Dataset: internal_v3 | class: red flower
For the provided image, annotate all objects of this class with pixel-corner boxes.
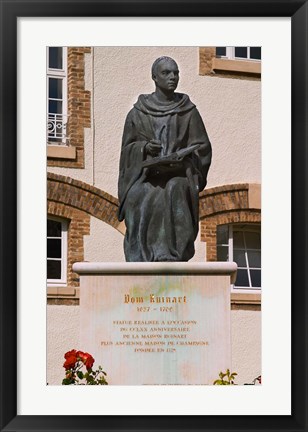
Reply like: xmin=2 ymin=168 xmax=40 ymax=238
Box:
xmin=77 ymin=350 xmax=95 ymax=370
xmin=63 ymin=355 xmax=77 ymax=370
xmin=64 ymin=349 xmax=77 ymax=359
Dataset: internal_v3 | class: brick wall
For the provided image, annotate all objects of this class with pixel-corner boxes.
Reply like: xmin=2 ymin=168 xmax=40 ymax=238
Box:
xmin=48 ymin=175 xmax=260 ymax=267
xmin=199 ymin=183 xmax=251 ymax=218
xmin=47 ymin=173 xmax=120 ymax=302
xmin=199 ymin=184 xmax=261 ymax=261
xmin=199 ymin=47 xmax=216 ymax=76
xmin=47 ymin=172 xmax=120 ymax=303
xmin=47 ymin=172 xmax=119 ymax=228
xmin=199 ymin=47 xmax=261 ymax=80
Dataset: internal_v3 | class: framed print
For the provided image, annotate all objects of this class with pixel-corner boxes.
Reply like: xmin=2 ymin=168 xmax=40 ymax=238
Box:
xmin=1 ymin=1 xmax=307 ymax=431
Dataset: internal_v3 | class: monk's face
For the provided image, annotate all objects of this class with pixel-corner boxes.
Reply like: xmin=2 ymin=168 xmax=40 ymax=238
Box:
xmin=153 ymin=59 xmax=179 ymax=92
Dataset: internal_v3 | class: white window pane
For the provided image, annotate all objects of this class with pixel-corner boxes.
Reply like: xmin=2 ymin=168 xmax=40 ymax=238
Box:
xmin=47 ymin=48 xmax=67 ymax=146
xmin=216 ymin=47 xmax=226 ymax=57
xmin=244 ymin=231 xmax=260 ymax=249
xmin=49 ymin=78 xmax=63 ymax=99
xmin=217 ymin=223 xmax=261 ymax=290
xmin=49 ymin=47 xmax=63 ymax=69
xmin=250 ymin=47 xmax=261 ymax=60
xmin=47 ymin=260 xmax=61 ymax=279
xmin=235 ymin=269 xmax=250 ymax=287
xmin=48 ymin=100 xmax=63 ymax=115
xmin=217 ymin=225 xmax=228 ymax=245
xmin=233 ymin=230 xmax=244 ymax=248
xmin=217 ymin=245 xmax=228 ymax=261
xmin=233 ymin=249 xmax=246 ymax=267
xmin=47 ymin=218 xmax=67 ymax=283
xmin=247 ymin=250 xmax=261 ymax=268
xmin=250 ymin=270 xmax=261 ymax=287
xmin=47 ymin=220 xmax=62 ymax=237
xmin=47 ymin=239 xmax=62 ymax=258
xmin=235 ymin=47 xmax=248 ymax=58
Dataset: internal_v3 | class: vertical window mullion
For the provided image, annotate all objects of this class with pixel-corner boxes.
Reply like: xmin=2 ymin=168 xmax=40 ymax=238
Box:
xmin=61 ymin=222 xmax=67 ymax=282
xmin=62 ymin=47 xmax=68 ymax=128
xmin=226 ymin=47 xmax=234 ymax=60
xmin=229 ymin=225 xmax=233 ymax=261
xmin=59 ymin=226 xmax=63 ymax=280
xmin=243 ymin=231 xmax=252 ymax=288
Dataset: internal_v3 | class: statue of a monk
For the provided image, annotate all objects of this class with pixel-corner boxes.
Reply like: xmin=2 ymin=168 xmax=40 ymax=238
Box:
xmin=118 ymin=56 xmax=212 ymax=262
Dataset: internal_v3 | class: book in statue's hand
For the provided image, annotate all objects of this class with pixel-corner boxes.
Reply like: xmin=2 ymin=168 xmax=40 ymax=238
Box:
xmin=142 ymin=144 xmax=200 ymax=168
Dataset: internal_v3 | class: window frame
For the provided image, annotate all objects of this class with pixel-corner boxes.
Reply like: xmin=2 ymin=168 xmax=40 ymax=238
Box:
xmin=47 ymin=216 xmax=68 ymax=286
xmin=46 ymin=47 xmax=68 ymax=146
xmin=217 ymin=223 xmax=261 ymax=294
xmin=216 ymin=46 xmax=261 ymax=62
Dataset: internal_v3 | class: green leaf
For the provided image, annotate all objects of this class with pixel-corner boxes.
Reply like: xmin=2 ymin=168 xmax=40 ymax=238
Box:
xmin=77 ymin=371 xmax=84 ymax=380
xmin=214 ymin=369 xmax=238 ymax=385
xmin=87 ymin=375 xmax=94 ymax=383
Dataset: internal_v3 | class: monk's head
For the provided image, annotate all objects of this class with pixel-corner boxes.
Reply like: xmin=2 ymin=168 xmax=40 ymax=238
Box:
xmin=151 ymin=56 xmax=179 ymax=93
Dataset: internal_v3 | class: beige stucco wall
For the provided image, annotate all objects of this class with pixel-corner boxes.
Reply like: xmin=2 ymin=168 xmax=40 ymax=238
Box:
xmin=84 ymin=216 xmax=206 ymax=263
xmin=47 ymin=305 xmax=80 ymax=385
xmin=231 ymin=308 xmax=261 ymax=384
xmin=84 ymin=217 xmax=125 ymax=262
xmin=47 ymin=305 xmax=260 ymax=386
xmin=92 ymin=46 xmax=261 ymax=195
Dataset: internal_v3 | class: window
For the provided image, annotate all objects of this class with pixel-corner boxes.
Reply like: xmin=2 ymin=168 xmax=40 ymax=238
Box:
xmin=216 ymin=47 xmax=261 ymax=61
xmin=47 ymin=47 xmax=68 ymax=145
xmin=47 ymin=218 xmax=68 ymax=284
xmin=217 ymin=224 xmax=261 ymax=291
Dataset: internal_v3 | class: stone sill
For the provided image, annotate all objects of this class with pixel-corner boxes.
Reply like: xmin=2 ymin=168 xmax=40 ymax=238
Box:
xmin=47 ymin=145 xmax=76 ymax=160
xmin=47 ymin=286 xmax=79 ymax=297
xmin=231 ymin=292 xmax=261 ymax=305
xmin=212 ymin=58 xmax=261 ymax=75
xmin=48 ymin=265 xmax=262 ymax=304
xmin=73 ymin=261 xmax=238 ymax=283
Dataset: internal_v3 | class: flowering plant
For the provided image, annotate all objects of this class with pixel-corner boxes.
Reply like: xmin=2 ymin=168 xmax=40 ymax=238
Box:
xmin=62 ymin=349 xmax=108 ymax=385
xmin=213 ymin=369 xmax=262 ymax=385
xmin=213 ymin=369 xmax=238 ymax=385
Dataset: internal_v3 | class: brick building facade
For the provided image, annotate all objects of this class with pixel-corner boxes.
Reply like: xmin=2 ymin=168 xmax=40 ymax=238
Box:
xmin=47 ymin=46 xmax=261 ymax=384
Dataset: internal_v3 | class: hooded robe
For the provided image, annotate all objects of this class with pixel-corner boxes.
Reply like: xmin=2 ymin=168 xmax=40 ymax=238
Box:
xmin=118 ymin=92 xmax=212 ymax=262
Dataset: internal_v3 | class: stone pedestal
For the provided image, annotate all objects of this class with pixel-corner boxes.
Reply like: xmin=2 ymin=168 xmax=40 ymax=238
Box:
xmin=73 ymin=262 xmax=236 ymax=385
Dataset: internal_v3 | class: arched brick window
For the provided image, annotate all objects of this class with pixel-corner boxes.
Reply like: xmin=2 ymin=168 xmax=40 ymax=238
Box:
xmin=200 ymin=183 xmax=261 ymax=299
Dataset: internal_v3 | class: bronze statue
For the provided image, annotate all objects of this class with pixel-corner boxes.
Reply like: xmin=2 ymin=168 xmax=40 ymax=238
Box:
xmin=118 ymin=56 xmax=212 ymax=262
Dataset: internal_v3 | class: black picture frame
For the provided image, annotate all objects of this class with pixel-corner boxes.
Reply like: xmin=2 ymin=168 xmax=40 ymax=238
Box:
xmin=1 ymin=1 xmax=307 ymax=431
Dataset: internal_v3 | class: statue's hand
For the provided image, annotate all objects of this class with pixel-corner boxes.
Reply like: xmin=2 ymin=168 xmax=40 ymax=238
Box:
xmin=146 ymin=140 xmax=161 ymax=156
